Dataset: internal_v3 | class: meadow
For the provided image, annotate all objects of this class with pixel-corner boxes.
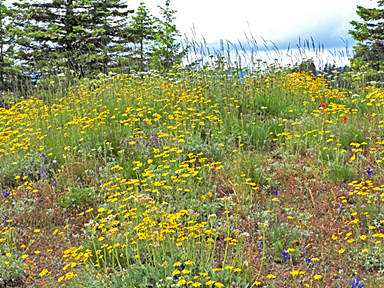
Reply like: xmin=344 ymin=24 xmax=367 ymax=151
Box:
xmin=0 ymin=54 xmax=384 ymax=288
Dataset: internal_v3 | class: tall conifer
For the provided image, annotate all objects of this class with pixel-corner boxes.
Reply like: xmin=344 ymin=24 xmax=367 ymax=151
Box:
xmin=128 ymin=1 xmax=157 ymax=72
xmin=349 ymin=1 xmax=384 ymax=80
xmin=0 ymin=1 xmax=17 ymax=91
xmin=150 ymin=0 xmax=188 ymax=72
xmin=6 ymin=0 xmax=135 ymax=82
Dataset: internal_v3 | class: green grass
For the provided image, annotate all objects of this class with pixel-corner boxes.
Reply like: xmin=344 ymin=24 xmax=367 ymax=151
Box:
xmin=1 ymin=47 xmax=384 ymax=288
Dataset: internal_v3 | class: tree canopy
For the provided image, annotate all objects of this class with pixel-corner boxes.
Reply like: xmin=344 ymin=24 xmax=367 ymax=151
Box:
xmin=0 ymin=1 xmax=19 ymax=91
xmin=0 ymin=0 xmax=188 ymax=94
xmin=348 ymin=0 xmax=384 ymax=80
xmin=149 ymin=0 xmax=188 ymax=72
xmin=5 ymin=0 xmax=135 ymax=83
xmin=128 ymin=1 xmax=157 ymax=71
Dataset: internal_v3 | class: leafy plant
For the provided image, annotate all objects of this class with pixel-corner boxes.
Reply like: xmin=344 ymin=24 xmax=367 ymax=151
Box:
xmin=57 ymin=187 xmax=102 ymax=212
xmin=0 ymin=246 xmax=27 ymax=287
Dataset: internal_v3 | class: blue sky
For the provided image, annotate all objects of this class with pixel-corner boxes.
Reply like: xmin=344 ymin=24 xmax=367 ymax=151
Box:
xmin=4 ymin=0 xmax=381 ymax=68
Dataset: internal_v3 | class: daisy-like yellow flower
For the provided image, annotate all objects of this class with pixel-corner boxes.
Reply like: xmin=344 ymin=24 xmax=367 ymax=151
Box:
xmin=314 ymin=274 xmax=322 ymax=280
xmin=266 ymin=274 xmax=276 ymax=279
xmin=338 ymin=248 xmax=345 ymax=254
xmin=172 ymin=270 xmax=180 ymax=275
xmin=213 ymin=268 xmax=223 ymax=271
xmin=39 ymin=269 xmax=50 ymax=276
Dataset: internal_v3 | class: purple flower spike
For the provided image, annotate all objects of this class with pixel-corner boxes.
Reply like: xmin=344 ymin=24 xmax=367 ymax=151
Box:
xmin=274 ymin=190 xmax=278 ymax=196
xmin=366 ymin=167 xmax=371 ymax=176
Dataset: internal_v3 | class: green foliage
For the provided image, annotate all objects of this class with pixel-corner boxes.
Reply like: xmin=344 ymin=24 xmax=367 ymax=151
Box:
xmin=328 ymin=163 xmax=357 ymax=183
xmin=57 ymin=187 xmax=102 ymax=212
xmin=0 ymin=150 xmax=44 ymax=186
xmin=0 ymin=241 xmax=27 ymax=287
xmin=0 ymin=2 xmax=19 ymax=92
xmin=291 ymin=59 xmax=317 ymax=76
xmin=358 ymin=244 xmax=384 ymax=272
xmin=149 ymin=0 xmax=189 ymax=73
xmin=128 ymin=1 xmax=157 ymax=72
xmin=348 ymin=1 xmax=384 ymax=82
xmin=5 ymin=0 xmax=135 ymax=85
xmin=3 ymin=0 xmax=188 ymax=95
xmin=110 ymin=261 xmax=175 ymax=288
xmin=267 ymin=222 xmax=311 ymax=264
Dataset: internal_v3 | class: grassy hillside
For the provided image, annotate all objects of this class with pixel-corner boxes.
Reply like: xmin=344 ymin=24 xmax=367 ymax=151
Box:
xmin=0 ymin=62 xmax=383 ymax=287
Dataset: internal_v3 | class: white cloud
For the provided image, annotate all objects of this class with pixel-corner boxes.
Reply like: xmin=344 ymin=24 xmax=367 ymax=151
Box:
xmin=169 ymin=0 xmax=379 ymax=45
xmin=4 ymin=0 xmax=380 ymax=48
xmin=4 ymin=0 xmax=381 ymax=67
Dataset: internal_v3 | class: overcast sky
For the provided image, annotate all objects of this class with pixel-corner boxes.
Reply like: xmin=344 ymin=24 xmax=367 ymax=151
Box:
xmin=141 ymin=1 xmax=380 ymax=46
xmin=124 ymin=0 xmax=381 ymax=67
xmin=4 ymin=0 xmax=381 ymax=68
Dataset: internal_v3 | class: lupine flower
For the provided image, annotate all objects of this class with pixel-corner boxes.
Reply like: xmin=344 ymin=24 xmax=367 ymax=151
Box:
xmin=2 ymin=215 xmax=10 ymax=225
xmin=366 ymin=167 xmax=371 ymax=176
xmin=274 ymin=190 xmax=278 ymax=196
xmin=350 ymin=277 xmax=364 ymax=288
xmin=282 ymin=248 xmax=291 ymax=262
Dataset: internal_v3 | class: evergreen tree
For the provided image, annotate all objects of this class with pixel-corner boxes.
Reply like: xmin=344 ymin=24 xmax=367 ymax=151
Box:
xmin=348 ymin=1 xmax=384 ymax=80
xmin=0 ymin=1 xmax=18 ymax=91
xmin=128 ymin=1 xmax=157 ymax=72
xmin=6 ymin=0 xmax=135 ymax=84
xmin=149 ymin=0 xmax=188 ymax=73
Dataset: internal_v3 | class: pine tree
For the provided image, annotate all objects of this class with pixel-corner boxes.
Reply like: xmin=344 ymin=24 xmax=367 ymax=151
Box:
xmin=0 ymin=1 xmax=18 ymax=91
xmin=149 ymin=0 xmax=188 ymax=73
xmin=348 ymin=1 xmax=384 ymax=80
xmin=6 ymin=0 xmax=135 ymax=84
xmin=128 ymin=1 xmax=157 ymax=72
